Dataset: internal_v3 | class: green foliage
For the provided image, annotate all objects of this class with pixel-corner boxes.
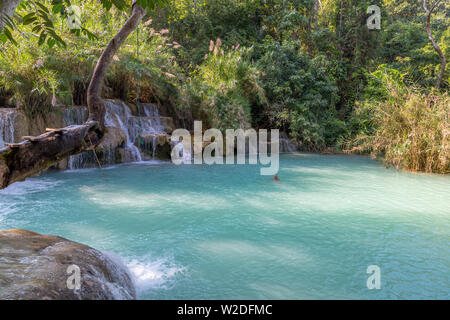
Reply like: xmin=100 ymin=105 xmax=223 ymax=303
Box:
xmin=0 ymin=0 xmax=448 ymax=173
xmin=152 ymin=0 xmax=263 ymax=68
xmin=349 ymin=71 xmax=449 ymax=173
xmin=380 ymin=20 xmax=449 ymax=89
xmin=0 ymin=0 xmax=168 ymax=47
xmin=257 ymin=41 xmax=342 ymax=150
xmin=0 ymin=49 xmax=55 ymax=117
xmin=0 ymin=0 xmax=181 ymax=115
xmin=187 ymin=41 xmax=265 ymax=130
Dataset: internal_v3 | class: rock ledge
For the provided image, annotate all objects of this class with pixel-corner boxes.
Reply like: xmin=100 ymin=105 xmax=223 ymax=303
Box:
xmin=0 ymin=229 xmax=136 ymax=300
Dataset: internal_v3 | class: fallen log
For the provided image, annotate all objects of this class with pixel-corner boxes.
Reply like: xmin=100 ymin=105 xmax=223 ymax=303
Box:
xmin=0 ymin=121 xmax=104 ymax=189
xmin=21 ymin=136 xmax=40 ymax=142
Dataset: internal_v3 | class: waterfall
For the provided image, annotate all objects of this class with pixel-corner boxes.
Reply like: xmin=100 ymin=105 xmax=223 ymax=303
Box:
xmin=0 ymin=109 xmax=17 ymax=149
xmin=63 ymin=101 xmax=169 ymax=168
xmin=279 ymin=133 xmax=299 ymax=153
xmin=0 ymin=101 xmax=168 ymax=170
xmin=152 ymin=135 xmax=157 ymax=160
xmin=63 ymin=107 xmax=90 ymax=169
xmin=127 ymin=103 xmax=166 ymax=160
xmin=141 ymin=104 xmax=166 ymax=160
xmin=105 ymin=101 xmax=142 ymax=162
xmin=63 ymin=107 xmax=88 ymax=126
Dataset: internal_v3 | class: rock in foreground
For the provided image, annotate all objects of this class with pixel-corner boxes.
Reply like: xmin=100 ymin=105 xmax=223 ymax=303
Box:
xmin=0 ymin=229 xmax=136 ymax=300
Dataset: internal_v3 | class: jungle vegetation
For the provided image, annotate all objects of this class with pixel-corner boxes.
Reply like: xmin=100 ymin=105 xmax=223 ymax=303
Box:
xmin=0 ymin=0 xmax=448 ymax=177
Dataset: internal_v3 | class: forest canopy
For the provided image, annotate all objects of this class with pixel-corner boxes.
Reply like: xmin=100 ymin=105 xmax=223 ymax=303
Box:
xmin=0 ymin=0 xmax=449 ymax=174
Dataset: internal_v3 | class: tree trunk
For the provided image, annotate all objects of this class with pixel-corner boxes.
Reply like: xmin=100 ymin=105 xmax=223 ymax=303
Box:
xmin=338 ymin=0 xmax=343 ymax=38
xmin=423 ymin=0 xmax=446 ymax=89
xmin=314 ymin=0 xmax=320 ymax=29
xmin=0 ymin=0 xmax=21 ymax=31
xmin=87 ymin=2 xmax=146 ymax=129
xmin=0 ymin=3 xmax=146 ymax=189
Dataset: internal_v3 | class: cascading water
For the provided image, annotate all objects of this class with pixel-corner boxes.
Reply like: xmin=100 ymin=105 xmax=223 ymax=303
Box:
xmin=171 ymin=137 xmax=192 ymax=163
xmin=279 ymin=132 xmax=299 ymax=153
xmin=152 ymin=135 xmax=157 ymax=160
xmin=63 ymin=107 xmax=91 ymax=169
xmin=132 ymin=103 xmax=166 ymax=160
xmin=0 ymin=101 xmax=168 ymax=169
xmin=105 ymin=101 xmax=142 ymax=163
xmin=62 ymin=101 xmax=168 ymax=168
xmin=63 ymin=107 xmax=88 ymax=126
xmin=0 ymin=109 xmax=17 ymax=149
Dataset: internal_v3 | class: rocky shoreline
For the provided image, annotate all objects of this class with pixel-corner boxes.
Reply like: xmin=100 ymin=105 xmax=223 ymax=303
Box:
xmin=0 ymin=229 xmax=136 ymax=300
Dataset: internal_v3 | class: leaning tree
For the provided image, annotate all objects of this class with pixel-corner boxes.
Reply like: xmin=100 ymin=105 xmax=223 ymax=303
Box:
xmin=0 ymin=0 xmax=166 ymax=189
xmin=423 ymin=0 xmax=446 ymax=89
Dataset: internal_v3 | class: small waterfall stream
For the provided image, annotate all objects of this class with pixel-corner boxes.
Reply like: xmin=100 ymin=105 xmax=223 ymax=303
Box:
xmin=105 ymin=101 xmax=142 ymax=163
xmin=62 ymin=101 xmax=167 ymax=169
xmin=0 ymin=109 xmax=17 ymax=149
xmin=279 ymin=132 xmax=299 ymax=153
xmin=63 ymin=107 xmax=91 ymax=169
xmin=2 ymin=101 xmax=176 ymax=170
xmin=171 ymin=137 xmax=193 ymax=163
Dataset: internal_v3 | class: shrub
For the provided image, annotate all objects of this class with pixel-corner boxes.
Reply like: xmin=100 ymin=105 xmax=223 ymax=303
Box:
xmin=257 ymin=41 xmax=343 ymax=151
xmin=0 ymin=44 xmax=56 ymax=117
xmin=350 ymin=67 xmax=449 ymax=173
xmin=188 ymin=41 xmax=266 ymax=130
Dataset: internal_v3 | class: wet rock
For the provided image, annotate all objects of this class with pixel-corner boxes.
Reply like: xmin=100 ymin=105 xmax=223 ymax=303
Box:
xmin=161 ymin=117 xmax=175 ymax=134
xmin=0 ymin=229 xmax=136 ymax=300
xmin=93 ymin=127 xmax=127 ymax=164
xmin=56 ymin=158 xmax=69 ymax=170
xmin=140 ymin=133 xmax=172 ymax=160
xmin=98 ymin=126 xmax=127 ymax=152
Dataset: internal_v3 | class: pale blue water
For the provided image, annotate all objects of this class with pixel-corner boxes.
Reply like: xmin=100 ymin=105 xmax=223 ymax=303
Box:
xmin=0 ymin=154 xmax=449 ymax=299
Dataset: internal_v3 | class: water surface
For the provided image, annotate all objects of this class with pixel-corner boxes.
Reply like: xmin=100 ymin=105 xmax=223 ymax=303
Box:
xmin=0 ymin=154 xmax=449 ymax=299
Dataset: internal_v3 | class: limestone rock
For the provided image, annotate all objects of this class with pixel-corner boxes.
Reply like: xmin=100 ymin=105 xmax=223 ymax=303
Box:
xmin=139 ymin=133 xmax=172 ymax=160
xmin=0 ymin=229 xmax=136 ymax=300
xmin=97 ymin=126 xmax=127 ymax=152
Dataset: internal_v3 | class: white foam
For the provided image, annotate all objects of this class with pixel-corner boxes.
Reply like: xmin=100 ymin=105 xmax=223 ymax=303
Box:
xmin=99 ymin=251 xmax=185 ymax=297
xmin=125 ymin=256 xmax=185 ymax=294
xmin=64 ymin=168 xmax=100 ymax=174
xmin=64 ymin=164 xmax=122 ymax=173
xmin=126 ymin=160 xmax=168 ymax=166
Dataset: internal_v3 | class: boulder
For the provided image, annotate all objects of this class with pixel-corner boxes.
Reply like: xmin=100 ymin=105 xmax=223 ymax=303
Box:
xmin=0 ymin=229 xmax=136 ymax=300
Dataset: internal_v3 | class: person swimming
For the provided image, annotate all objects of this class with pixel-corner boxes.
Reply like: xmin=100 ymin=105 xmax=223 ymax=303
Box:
xmin=273 ymin=174 xmax=281 ymax=181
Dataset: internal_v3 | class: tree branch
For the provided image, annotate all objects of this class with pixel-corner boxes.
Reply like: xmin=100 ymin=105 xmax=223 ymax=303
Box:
xmin=0 ymin=3 xmax=147 ymax=189
xmin=87 ymin=2 xmax=146 ymax=128
xmin=0 ymin=122 xmax=102 ymax=189
xmin=423 ymin=0 xmax=446 ymax=89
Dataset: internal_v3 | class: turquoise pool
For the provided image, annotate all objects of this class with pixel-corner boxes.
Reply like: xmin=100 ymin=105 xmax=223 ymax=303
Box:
xmin=0 ymin=154 xmax=449 ymax=299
